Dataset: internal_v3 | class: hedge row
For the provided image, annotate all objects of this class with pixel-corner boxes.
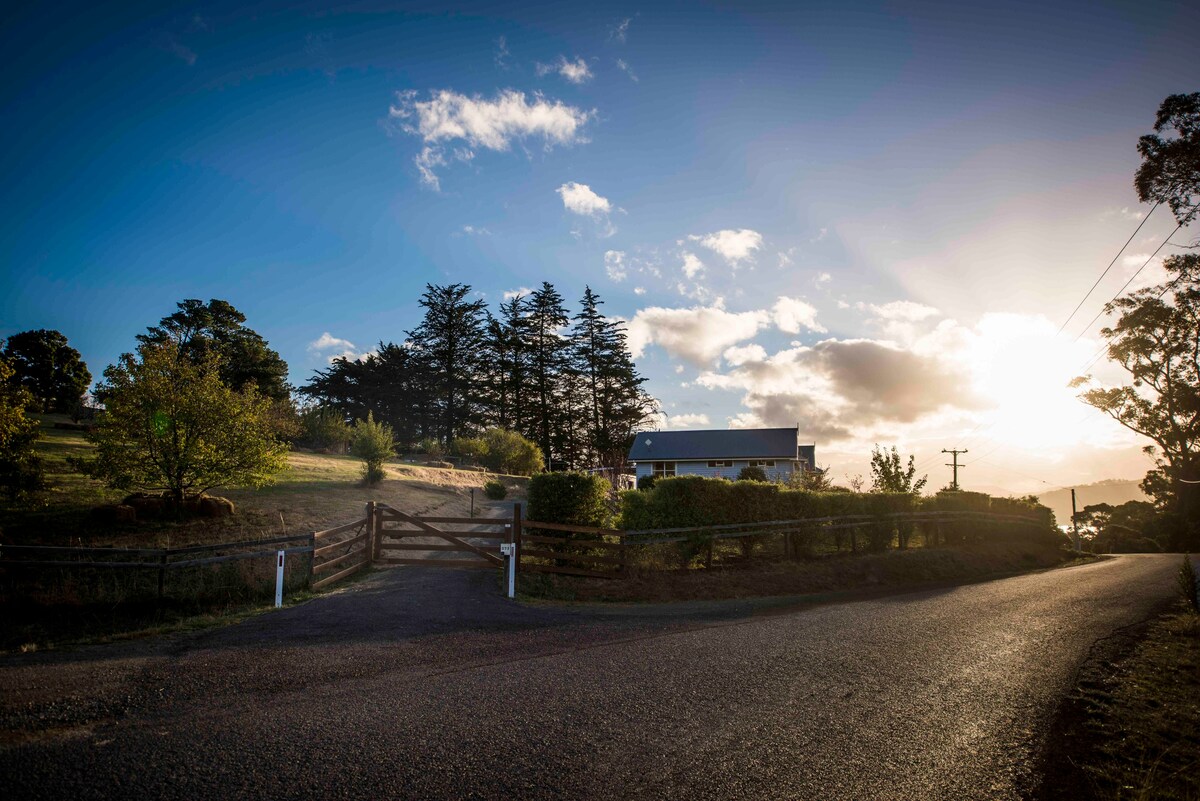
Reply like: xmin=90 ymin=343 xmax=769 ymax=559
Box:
xmin=619 ymin=476 xmax=1056 ymax=535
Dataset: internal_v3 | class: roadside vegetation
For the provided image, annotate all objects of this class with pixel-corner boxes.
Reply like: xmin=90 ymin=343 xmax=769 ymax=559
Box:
xmin=1039 ymin=558 xmax=1200 ymax=801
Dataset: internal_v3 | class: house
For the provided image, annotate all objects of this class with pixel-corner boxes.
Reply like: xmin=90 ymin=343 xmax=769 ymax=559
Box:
xmin=627 ymin=426 xmax=817 ymax=483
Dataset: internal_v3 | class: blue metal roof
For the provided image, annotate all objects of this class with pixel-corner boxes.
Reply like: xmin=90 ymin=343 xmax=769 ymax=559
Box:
xmin=628 ymin=427 xmax=802 ymax=461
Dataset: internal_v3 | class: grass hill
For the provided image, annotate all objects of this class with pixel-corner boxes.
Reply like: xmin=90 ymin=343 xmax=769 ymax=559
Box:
xmin=0 ymin=417 xmax=528 ymax=548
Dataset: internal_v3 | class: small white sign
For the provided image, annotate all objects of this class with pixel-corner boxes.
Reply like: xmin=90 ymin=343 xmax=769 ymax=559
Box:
xmin=500 ymin=543 xmax=515 ymax=557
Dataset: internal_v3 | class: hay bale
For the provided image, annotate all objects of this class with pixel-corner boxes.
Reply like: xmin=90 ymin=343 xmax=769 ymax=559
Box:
xmin=123 ymin=493 xmax=168 ymax=519
xmin=198 ymin=496 xmax=235 ymax=518
xmin=91 ymin=504 xmax=136 ymax=524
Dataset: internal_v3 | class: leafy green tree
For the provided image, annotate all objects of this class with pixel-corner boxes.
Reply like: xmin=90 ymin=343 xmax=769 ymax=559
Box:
xmin=869 ymin=445 xmax=928 ymax=494
xmin=2 ymin=329 xmax=91 ymax=413
xmin=77 ymin=343 xmax=288 ymax=508
xmin=137 ymin=299 xmax=290 ymax=401
xmin=1073 ymin=253 xmax=1200 ymax=527
xmin=350 ymin=413 xmax=395 ymax=485
xmin=0 ymin=356 xmax=44 ymax=498
xmin=526 ymin=282 xmax=572 ymax=468
xmin=1135 ymin=92 xmax=1200 ymax=226
xmin=737 ymin=465 xmax=768 ymax=482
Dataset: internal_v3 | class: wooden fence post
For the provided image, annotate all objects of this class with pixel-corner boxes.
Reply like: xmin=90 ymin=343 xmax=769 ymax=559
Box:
xmin=305 ymin=534 xmax=315 ymax=588
xmin=157 ymin=550 xmax=167 ymax=604
xmin=366 ymin=501 xmax=377 ymax=564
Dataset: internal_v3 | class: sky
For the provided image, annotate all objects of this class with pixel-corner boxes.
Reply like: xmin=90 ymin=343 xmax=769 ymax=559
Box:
xmin=2 ymin=0 xmax=1198 ymax=496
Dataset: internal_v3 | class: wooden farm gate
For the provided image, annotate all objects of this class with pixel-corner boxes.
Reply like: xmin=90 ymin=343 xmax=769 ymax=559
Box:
xmin=372 ymin=502 xmax=515 ymax=570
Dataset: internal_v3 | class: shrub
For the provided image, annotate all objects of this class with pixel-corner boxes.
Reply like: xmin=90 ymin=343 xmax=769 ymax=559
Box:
xmin=737 ymin=465 xmax=768 ymax=482
xmin=636 ymin=474 xmax=658 ymax=491
xmin=528 ymin=472 xmax=612 ymax=528
xmin=300 ymin=406 xmax=351 ymax=452
xmin=416 ymin=437 xmax=445 ymax=459
xmin=483 ymin=479 xmax=507 ymax=500
xmin=618 ymin=475 xmax=1058 ymax=557
xmin=479 ymin=428 xmax=543 ymax=476
xmin=452 ymin=436 xmax=488 ymax=463
xmin=350 ymin=413 xmax=395 ymax=485
xmin=1180 ymin=556 xmax=1199 ymax=614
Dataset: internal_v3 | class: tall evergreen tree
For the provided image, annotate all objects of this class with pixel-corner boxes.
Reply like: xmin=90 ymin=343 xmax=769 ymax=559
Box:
xmin=406 ymin=284 xmax=488 ymax=443
xmin=570 ymin=287 xmax=657 ymax=467
xmin=301 ymin=342 xmax=433 ymax=445
xmin=526 ymin=282 xmax=572 ymax=468
xmin=484 ymin=294 xmax=532 ymax=433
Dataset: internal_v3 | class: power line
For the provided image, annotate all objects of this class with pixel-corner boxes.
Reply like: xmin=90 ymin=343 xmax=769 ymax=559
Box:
xmin=934 ymin=208 xmax=1168 ymax=459
xmin=1071 ymin=221 xmax=1183 ymax=343
xmin=1072 ymin=223 xmax=1185 ymax=376
xmin=1056 ymin=203 xmax=1159 ymax=335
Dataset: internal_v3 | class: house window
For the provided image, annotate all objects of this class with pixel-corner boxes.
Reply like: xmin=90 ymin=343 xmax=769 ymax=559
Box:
xmin=707 ymin=460 xmax=733 ymax=468
xmin=748 ymin=460 xmax=776 ymax=468
xmin=652 ymin=461 xmax=676 ymax=477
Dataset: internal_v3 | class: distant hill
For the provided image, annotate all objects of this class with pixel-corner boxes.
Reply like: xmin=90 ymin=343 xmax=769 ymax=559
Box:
xmin=1035 ymin=480 xmax=1149 ymax=526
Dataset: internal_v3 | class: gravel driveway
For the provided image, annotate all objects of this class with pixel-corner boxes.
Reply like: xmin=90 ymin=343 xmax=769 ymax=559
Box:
xmin=0 ymin=554 xmax=1180 ymax=799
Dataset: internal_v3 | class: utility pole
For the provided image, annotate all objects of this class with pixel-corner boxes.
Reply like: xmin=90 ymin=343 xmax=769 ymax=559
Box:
xmin=942 ymin=449 xmax=967 ymax=491
xmin=1071 ymin=488 xmax=1080 ymax=553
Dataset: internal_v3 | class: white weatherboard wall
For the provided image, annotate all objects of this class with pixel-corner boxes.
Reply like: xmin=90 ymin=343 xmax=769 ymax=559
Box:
xmin=634 ymin=460 xmax=799 ymax=482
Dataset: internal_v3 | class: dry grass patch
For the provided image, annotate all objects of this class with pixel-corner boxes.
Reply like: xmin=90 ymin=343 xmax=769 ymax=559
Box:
xmin=1039 ymin=607 xmax=1200 ymax=801
xmin=0 ymin=417 xmax=527 ymax=548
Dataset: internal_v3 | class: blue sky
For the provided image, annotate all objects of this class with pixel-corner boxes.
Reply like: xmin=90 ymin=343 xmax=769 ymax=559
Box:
xmin=3 ymin=0 xmax=1197 ymax=494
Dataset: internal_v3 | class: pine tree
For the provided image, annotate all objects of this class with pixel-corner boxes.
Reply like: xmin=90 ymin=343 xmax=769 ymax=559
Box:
xmin=570 ymin=287 xmax=657 ymax=468
xmin=526 ymin=282 xmax=572 ymax=469
xmin=406 ymin=284 xmax=489 ymax=444
xmin=484 ymin=294 xmax=532 ymax=433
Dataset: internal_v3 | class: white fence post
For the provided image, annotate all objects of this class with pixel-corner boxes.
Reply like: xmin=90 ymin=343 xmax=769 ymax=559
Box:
xmin=275 ymin=550 xmax=285 ymax=608
xmin=500 ymin=541 xmax=516 ymax=598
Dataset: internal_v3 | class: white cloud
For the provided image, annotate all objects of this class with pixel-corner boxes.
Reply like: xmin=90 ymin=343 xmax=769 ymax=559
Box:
xmin=662 ymin=413 xmax=710 ymax=430
xmin=697 ymin=339 xmax=976 ymax=441
xmin=815 ymin=271 xmax=832 ymax=286
xmin=866 ymin=300 xmax=940 ymax=322
xmin=611 ymin=17 xmax=633 ymax=43
xmin=681 ymin=252 xmax=704 ymax=279
xmin=723 ymin=344 xmax=768 ymax=366
xmin=627 ymin=305 xmax=770 ymax=366
xmin=861 ymin=300 xmax=941 ymax=345
xmin=689 ymin=229 xmax=763 ymax=267
xmin=309 ymin=332 xmax=372 ymax=363
xmin=777 ymin=248 xmax=796 ymax=268
xmin=494 ymin=36 xmax=511 ymax=68
xmin=615 ymin=59 xmax=638 ymax=82
xmin=389 ymin=89 xmax=593 ymax=188
xmin=558 ymin=182 xmax=612 ymax=216
xmin=811 ymin=227 xmax=828 ymax=242
xmin=503 ymin=287 xmax=534 ymax=300
xmin=773 ymin=296 xmax=826 ymax=334
xmin=634 ymin=286 xmax=646 ymax=296
xmin=537 ymin=56 xmax=593 ymax=84
xmin=605 ymin=250 xmax=628 ymax=282
xmin=461 ymin=225 xmax=491 ymax=236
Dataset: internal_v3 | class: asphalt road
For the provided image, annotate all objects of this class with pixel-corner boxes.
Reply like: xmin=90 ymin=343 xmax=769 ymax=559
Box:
xmin=0 ymin=554 xmax=1180 ymax=800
